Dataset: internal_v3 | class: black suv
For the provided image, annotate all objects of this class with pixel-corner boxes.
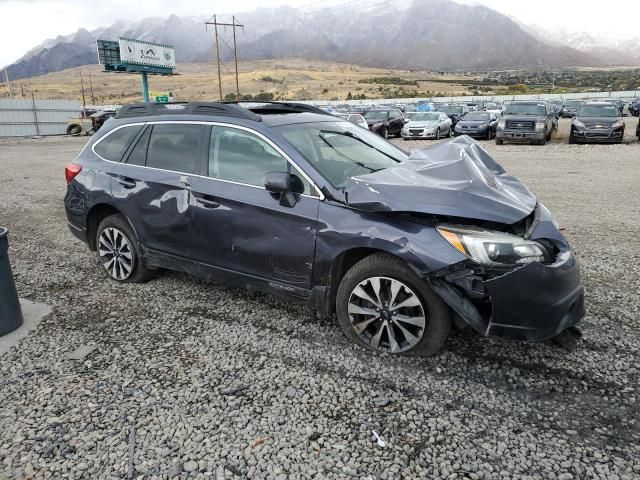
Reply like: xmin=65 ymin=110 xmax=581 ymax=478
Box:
xmin=64 ymin=101 xmax=584 ymax=355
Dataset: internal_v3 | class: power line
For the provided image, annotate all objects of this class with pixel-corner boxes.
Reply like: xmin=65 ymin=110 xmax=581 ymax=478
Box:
xmin=206 ymin=15 xmax=244 ymax=100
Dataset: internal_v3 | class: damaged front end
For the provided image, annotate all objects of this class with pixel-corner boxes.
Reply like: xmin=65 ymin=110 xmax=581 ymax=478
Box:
xmin=341 ymin=136 xmax=585 ymax=343
xmin=429 ymin=204 xmax=585 ymax=342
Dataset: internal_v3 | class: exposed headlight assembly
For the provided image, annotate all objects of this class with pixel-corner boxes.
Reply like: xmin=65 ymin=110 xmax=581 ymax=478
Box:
xmin=437 ymin=226 xmax=551 ymax=267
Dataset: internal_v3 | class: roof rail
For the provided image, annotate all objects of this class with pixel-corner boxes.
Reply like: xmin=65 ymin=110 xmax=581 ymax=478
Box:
xmin=226 ymin=101 xmax=331 ymax=116
xmin=115 ymin=102 xmax=262 ymax=121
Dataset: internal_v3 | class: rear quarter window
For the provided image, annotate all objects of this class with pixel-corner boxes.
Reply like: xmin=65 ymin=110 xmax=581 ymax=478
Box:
xmin=93 ymin=125 xmax=142 ymax=162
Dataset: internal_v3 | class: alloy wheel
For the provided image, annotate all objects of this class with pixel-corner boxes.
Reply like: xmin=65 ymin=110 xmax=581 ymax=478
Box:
xmin=98 ymin=227 xmax=134 ymax=280
xmin=347 ymin=276 xmax=427 ymax=353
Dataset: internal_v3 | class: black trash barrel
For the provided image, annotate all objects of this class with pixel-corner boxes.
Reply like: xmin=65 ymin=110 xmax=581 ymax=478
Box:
xmin=0 ymin=227 xmax=23 ymax=336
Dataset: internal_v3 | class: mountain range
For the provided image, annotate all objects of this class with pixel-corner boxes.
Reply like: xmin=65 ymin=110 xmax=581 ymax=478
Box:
xmin=2 ymin=0 xmax=639 ymax=82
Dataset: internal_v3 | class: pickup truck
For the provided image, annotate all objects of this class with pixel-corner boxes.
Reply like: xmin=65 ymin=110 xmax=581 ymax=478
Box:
xmin=495 ymin=101 xmax=556 ymax=146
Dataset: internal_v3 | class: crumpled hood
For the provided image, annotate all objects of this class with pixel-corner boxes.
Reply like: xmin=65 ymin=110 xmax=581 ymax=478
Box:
xmin=343 ymin=136 xmax=537 ymax=224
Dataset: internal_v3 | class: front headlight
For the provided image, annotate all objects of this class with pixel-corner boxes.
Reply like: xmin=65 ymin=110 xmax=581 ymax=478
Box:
xmin=535 ymin=121 xmax=546 ymax=131
xmin=497 ymin=119 xmax=505 ymax=129
xmin=372 ymin=122 xmax=383 ymax=129
xmin=612 ymin=120 xmax=624 ymax=128
xmin=455 ymin=124 xmax=462 ymax=131
xmin=479 ymin=123 xmax=489 ymax=129
xmin=437 ymin=226 xmax=551 ymax=267
xmin=573 ymin=119 xmax=586 ymax=128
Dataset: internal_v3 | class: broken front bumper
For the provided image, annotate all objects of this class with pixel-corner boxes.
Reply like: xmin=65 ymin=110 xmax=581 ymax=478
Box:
xmin=433 ymin=250 xmax=585 ymax=342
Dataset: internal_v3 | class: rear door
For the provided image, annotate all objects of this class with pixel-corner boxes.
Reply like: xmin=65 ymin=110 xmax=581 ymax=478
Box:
xmin=109 ymin=122 xmax=207 ymax=258
xmin=187 ymin=124 xmax=320 ymax=291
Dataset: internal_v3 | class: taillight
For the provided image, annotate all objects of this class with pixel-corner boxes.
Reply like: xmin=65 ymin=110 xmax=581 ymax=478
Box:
xmin=65 ymin=163 xmax=82 ymax=184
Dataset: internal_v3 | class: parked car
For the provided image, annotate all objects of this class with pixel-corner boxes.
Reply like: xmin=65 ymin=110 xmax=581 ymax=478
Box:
xmin=569 ymin=102 xmax=625 ymax=144
xmin=548 ymin=99 xmax=564 ymax=116
xmin=364 ymin=108 xmax=404 ymax=138
xmin=629 ymin=98 xmax=640 ymax=117
xmin=483 ymin=102 xmax=503 ymax=116
xmin=91 ymin=109 xmax=117 ymax=133
xmin=401 ymin=111 xmax=452 ymax=140
xmin=496 ymin=101 xmax=555 ymax=145
xmin=453 ymin=111 xmax=499 ymax=139
xmin=601 ymin=98 xmax=625 ymax=116
xmin=561 ymin=100 xmax=584 ymax=118
xmin=64 ymin=101 xmax=584 ymax=355
xmin=436 ymin=104 xmax=468 ymax=127
xmin=336 ymin=113 xmax=368 ymax=129
xmin=636 ymin=119 xmax=639 ymax=140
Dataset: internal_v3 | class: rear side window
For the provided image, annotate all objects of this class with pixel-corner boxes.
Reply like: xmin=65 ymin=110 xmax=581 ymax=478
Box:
xmin=146 ymin=124 xmax=205 ymax=174
xmin=126 ymin=127 xmax=151 ymax=166
xmin=94 ymin=125 xmax=142 ymax=162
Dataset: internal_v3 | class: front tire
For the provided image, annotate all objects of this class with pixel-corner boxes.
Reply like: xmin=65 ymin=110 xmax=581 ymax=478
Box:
xmin=336 ymin=253 xmax=451 ymax=355
xmin=435 ymin=128 xmax=440 ymax=140
xmin=495 ymin=138 xmax=504 ymax=145
xmin=382 ymin=128 xmax=389 ymax=140
xmin=96 ymin=214 xmax=154 ymax=283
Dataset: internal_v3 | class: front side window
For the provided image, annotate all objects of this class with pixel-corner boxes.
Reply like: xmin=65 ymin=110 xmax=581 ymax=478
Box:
xmin=208 ymin=126 xmax=312 ymax=195
xmin=146 ymin=124 xmax=205 ymax=174
xmin=94 ymin=125 xmax=142 ymax=162
xmin=277 ymin=121 xmax=407 ymax=189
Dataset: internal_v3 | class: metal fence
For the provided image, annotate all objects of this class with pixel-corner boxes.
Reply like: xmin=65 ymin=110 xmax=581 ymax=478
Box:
xmin=0 ymin=99 xmax=81 ymax=137
xmin=301 ymin=90 xmax=640 ymax=106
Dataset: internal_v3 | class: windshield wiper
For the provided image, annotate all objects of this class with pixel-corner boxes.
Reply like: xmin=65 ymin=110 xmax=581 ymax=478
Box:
xmin=320 ymin=130 xmax=401 ymax=163
xmin=317 ymin=134 xmax=377 ymax=172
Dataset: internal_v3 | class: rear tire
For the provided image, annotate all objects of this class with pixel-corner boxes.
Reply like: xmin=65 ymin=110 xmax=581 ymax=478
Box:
xmin=336 ymin=253 xmax=451 ymax=356
xmin=66 ymin=124 xmax=82 ymax=135
xmin=96 ymin=214 xmax=155 ymax=283
xmin=495 ymin=138 xmax=503 ymax=145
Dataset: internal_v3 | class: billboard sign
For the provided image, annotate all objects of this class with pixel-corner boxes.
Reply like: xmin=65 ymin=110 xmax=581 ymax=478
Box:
xmin=118 ymin=38 xmax=176 ymax=69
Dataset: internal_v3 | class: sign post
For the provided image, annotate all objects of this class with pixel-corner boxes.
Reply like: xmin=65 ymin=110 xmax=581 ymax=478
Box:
xmin=97 ymin=38 xmax=176 ymax=103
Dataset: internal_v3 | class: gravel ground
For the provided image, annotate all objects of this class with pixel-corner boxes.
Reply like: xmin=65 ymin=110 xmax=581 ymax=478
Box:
xmin=0 ymin=117 xmax=639 ymax=479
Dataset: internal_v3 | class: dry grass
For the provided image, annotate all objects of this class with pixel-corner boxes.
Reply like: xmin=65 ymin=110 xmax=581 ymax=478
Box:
xmin=0 ymin=58 xmax=475 ymax=104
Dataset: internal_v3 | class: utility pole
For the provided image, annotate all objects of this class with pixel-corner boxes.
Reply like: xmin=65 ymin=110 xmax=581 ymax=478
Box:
xmin=205 ymin=15 xmax=244 ymax=101
xmin=88 ymin=73 xmax=95 ymax=104
xmin=232 ymin=16 xmax=240 ymax=100
xmin=80 ymin=71 xmax=87 ymax=111
xmin=4 ymin=69 xmax=13 ymax=99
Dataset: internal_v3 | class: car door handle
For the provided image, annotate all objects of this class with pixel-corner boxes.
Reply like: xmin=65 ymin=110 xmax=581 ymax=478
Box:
xmin=117 ymin=176 xmax=137 ymax=189
xmin=194 ymin=193 xmax=220 ymax=209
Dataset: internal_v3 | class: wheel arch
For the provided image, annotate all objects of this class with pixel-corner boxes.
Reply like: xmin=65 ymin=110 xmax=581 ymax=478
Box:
xmin=320 ymin=247 xmax=422 ymax=318
xmin=86 ymin=203 xmax=138 ymax=251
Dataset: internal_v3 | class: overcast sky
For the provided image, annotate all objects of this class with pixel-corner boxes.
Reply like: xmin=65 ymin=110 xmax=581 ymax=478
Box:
xmin=2 ymin=0 xmax=640 ymax=67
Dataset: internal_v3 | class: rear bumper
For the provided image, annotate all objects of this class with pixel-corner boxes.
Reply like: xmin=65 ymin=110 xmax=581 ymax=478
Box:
xmin=67 ymin=221 xmax=88 ymax=244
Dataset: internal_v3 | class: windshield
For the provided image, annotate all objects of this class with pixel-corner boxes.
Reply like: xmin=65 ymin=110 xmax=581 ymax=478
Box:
xmin=504 ymin=103 xmax=546 ymax=115
xmin=439 ymin=105 xmax=462 ymax=114
xmin=364 ymin=111 xmax=388 ymax=121
xmin=565 ymin=100 xmax=583 ymax=107
xmin=578 ymin=105 xmax=620 ymax=117
xmin=406 ymin=112 xmax=439 ymax=122
xmin=277 ymin=121 xmax=407 ymax=189
xmin=463 ymin=112 xmax=490 ymax=121
xmin=484 ymin=103 xmax=498 ymax=109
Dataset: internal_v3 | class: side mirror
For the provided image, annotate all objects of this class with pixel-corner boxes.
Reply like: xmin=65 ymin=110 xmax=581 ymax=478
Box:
xmin=264 ymin=171 xmax=290 ymax=194
xmin=264 ymin=171 xmax=301 ymax=207
xmin=404 ymin=118 xmax=410 ymax=123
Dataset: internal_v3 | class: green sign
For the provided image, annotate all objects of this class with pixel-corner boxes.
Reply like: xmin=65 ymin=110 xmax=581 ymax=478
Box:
xmin=155 ymin=96 xmax=169 ymax=104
